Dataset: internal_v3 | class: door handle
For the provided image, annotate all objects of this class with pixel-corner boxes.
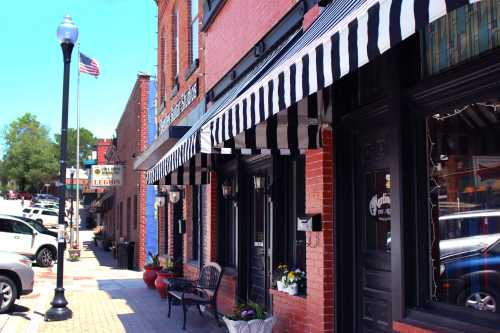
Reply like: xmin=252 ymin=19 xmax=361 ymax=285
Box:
xmin=14 ymin=236 xmax=20 ymax=239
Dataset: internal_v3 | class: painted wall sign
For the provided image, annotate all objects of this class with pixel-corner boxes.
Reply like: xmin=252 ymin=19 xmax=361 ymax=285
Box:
xmin=90 ymin=165 xmax=123 ymax=187
xmin=369 ymin=193 xmax=391 ymax=222
xmin=158 ymin=81 xmax=198 ymax=135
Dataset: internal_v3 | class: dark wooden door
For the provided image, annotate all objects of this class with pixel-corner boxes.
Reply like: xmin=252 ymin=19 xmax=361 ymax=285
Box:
xmin=355 ymin=124 xmax=394 ymax=333
xmin=249 ymin=182 xmax=268 ymax=308
xmin=173 ymin=199 xmax=183 ymax=266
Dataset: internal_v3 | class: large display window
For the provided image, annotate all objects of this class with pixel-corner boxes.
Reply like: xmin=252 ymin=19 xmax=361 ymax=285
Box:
xmin=427 ymin=100 xmax=500 ymax=314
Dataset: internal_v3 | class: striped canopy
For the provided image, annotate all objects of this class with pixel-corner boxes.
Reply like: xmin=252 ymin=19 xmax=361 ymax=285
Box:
xmin=147 ymin=0 xmax=482 ymax=185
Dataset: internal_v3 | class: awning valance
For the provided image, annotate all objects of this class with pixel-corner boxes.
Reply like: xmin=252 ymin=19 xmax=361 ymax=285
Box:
xmin=200 ymin=0 xmax=482 ymax=151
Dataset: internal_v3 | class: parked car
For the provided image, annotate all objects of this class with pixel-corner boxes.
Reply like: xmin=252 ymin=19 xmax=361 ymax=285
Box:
xmin=32 ymin=203 xmax=59 ymax=210
xmin=0 ymin=214 xmax=58 ymax=267
xmin=8 ymin=215 xmax=57 ymax=238
xmin=0 ymin=251 xmax=34 ymax=313
xmin=6 ymin=190 xmax=18 ymax=200
xmin=21 ymin=208 xmax=67 ymax=228
xmin=438 ymin=238 xmax=500 ymax=313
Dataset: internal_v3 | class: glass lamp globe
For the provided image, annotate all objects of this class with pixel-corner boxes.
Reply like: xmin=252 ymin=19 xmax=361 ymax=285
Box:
xmin=169 ymin=186 xmax=181 ymax=204
xmin=57 ymin=15 xmax=78 ymax=44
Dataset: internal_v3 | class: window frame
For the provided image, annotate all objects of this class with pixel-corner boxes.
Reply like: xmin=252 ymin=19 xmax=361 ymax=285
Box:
xmin=403 ymin=48 xmax=500 ymax=330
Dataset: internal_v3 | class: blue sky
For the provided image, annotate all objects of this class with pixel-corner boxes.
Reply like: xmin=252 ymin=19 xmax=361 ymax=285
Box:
xmin=0 ymin=0 xmax=157 ymax=154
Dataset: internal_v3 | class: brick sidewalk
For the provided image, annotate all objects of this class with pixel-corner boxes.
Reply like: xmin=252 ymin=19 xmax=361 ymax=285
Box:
xmin=1 ymin=228 xmax=227 ymax=333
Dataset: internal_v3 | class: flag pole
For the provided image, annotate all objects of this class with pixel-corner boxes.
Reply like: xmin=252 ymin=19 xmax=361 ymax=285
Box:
xmin=75 ymin=43 xmax=81 ymax=248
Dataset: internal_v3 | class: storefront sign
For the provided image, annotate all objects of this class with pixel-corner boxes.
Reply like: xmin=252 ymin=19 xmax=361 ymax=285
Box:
xmin=158 ymin=81 xmax=198 ymax=135
xmin=90 ymin=165 xmax=123 ymax=187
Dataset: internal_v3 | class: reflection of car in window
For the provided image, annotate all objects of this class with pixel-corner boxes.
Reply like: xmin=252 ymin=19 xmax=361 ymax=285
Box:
xmin=438 ymin=238 xmax=500 ymax=313
xmin=439 ymin=210 xmax=500 ymax=257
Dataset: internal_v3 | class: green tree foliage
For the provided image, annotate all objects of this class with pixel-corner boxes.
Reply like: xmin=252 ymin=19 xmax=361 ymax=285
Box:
xmin=54 ymin=127 xmax=97 ymax=168
xmin=1 ymin=113 xmax=58 ymax=192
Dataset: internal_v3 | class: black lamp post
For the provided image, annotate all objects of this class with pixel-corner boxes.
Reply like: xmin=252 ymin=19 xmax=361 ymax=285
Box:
xmin=45 ymin=14 xmax=78 ymax=322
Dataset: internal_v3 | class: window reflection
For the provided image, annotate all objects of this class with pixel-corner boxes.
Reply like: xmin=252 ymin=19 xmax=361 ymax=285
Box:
xmin=428 ymin=101 xmax=500 ymax=314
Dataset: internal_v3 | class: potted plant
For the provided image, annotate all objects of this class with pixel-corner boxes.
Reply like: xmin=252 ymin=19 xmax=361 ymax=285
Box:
xmin=283 ymin=269 xmax=306 ymax=296
xmin=67 ymin=244 xmax=81 ymax=261
xmin=154 ymin=255 xmax=180 ymax=298
xmin=223 ymin=302 xmax=275 ymax=333
xmin=273 ymin=264 xmax=288 ymax=292
xmin=143 ymin=252 xmax=161 ymax=289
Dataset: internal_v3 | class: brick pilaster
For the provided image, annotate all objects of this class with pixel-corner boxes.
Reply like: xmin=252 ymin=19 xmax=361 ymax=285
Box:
xmin=305 ymin=127 xmax=334 ymax=333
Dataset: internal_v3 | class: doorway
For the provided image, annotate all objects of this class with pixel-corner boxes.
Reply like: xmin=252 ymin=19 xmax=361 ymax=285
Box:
xmin=240 ymin=156 xmax=273 ymax=310
xmin=172 ymin=198 xmax=183 ymax=268
xmin=354 ymin=121 xmax=394 ymax=333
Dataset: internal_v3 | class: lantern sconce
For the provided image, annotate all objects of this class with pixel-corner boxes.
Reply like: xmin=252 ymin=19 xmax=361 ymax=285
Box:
xmin=222 ymin=179 xmax=238 ymax=205
xmin=156 ymin=185 xmax=169 ymax=207
xmin=156 ymin=196 xmax=166 ymax=207
xmin=253 ymin=175 xmax=266 ymax=192
xmin=169 ymin=185 xmax=182 ymax=204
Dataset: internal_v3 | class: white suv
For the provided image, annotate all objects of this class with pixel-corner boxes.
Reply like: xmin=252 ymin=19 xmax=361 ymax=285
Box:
xmin=0 ymin=215 xmax=58 ymax=267
xmin=22 ymin=208 xmax=64 ymax=229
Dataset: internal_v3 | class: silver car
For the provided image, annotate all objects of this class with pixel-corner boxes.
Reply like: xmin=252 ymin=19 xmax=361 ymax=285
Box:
xmin=0 ymin=251 xmax=34 ymax=313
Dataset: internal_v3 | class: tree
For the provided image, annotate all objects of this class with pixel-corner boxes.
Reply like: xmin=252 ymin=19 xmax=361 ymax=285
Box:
xmin=1 ymin=113 xmax=59 ymax=193
xmin=54 ymin=127 xmax=97 ymax=169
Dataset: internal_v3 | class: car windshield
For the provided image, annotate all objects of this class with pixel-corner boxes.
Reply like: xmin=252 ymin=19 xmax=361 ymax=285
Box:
xmin=25 ymin=220 xmax=47 ymax=233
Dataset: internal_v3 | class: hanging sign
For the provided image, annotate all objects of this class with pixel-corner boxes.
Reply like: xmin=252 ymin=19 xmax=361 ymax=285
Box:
xmin=90 ymin=165 xmax=123 ymax=187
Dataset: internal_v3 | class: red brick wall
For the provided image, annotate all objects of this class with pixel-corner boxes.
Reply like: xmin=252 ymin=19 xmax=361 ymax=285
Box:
xmin=157 ymin=0 xmax=205 ymax=127
xmin=218 ymin=273 xmax=237 ymax=315
xmin=106 ymin=74 xmax=150 ymax=269
xmin=305 ymin=127 xmax=334 ymax=333
xmin=204 ymin=0 xmax=296 ymax=90
xmin=271 ymin=289 xmax=307 ymax=333
xmin=96 ymin=139 xmax=111 ymax=165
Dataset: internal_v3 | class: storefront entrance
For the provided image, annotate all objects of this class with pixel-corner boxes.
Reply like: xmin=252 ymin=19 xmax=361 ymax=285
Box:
xmin=241 ymin=156 xmax=273 ymax=309
xmin=354 ymin=121 xmax=394 ymax=333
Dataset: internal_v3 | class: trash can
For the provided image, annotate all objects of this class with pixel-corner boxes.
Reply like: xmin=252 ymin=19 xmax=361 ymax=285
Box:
xmin=117 ymin=242 xmax=129 ymax=269
xmin=117 ymin=242 xmax=135 ymax=270
xmin=127 ymin=242 xmax=135 ymax=270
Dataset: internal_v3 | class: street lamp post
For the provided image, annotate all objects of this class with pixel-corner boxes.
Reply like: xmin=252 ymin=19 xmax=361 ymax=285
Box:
xmin=69 ymin=170 xmax=75 ymax=246
xmin=45 ymin=14 xmax=78 ymax=322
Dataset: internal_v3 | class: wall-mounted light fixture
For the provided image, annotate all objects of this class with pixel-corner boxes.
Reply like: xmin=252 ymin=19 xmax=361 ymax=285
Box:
xmin=156 ymin=196 xmax=165 ymax=207
xmin=169 ymin=185 xmax=181 ymax=204
xmin=253 ymin=175 xmax=266 ymax=192
xmin=222 ymin=179 xmax=238 ymax=205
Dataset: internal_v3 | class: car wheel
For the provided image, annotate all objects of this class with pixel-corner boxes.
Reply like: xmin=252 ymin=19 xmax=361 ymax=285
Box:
xmin=36 ymin=247 xmax=54 ymax=267
xmin=0 ymin=276 xmax=17 ymax=313
xmin=460 ymin=287 xmax=499 ymax=313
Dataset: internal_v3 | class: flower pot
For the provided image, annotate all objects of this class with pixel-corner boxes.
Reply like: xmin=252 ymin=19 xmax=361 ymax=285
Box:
xmin=68 ymin=249 xmax=81 ymax=261
xmin=223 ymin=316 xmax=276 ymax=333
xmin=276 ymin=281 xmax=284 ymax=292
xmin=155 ymin=271 xmax=178 ymax=298
xmin=286 ymin=283 xmax=298 ymax=296
xmin=143 ymin=266 xmax=161 ymax=289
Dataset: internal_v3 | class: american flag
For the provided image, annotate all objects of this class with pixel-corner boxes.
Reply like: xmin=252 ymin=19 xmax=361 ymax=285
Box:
xmin=79 ymin=53 xmax=100 ymax=77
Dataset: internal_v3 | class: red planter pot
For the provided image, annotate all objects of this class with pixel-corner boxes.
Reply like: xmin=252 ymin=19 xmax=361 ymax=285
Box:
xmin=143 ymin=266 xmax=161 ymax=289
xmin=155 ymin=271 xmax=178 ymax=298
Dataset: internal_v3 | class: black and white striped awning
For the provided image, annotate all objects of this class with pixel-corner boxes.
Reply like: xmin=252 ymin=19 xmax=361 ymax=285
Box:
xmin=200 ymin=0 xmax=482 ymax=151
xmin=148 ymin=0 xmax=482 ymax=185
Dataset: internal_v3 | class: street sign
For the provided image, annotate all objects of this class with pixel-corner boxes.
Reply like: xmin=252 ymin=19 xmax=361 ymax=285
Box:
xmin=90 ymin=165 xmax=123 ymax=187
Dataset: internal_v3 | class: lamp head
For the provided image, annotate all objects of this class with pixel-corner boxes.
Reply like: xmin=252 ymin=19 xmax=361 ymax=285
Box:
xmin=57 ymin=15 xmax=78 ymax=45
xmin=169 ymin=185 xmax=181 ymax=204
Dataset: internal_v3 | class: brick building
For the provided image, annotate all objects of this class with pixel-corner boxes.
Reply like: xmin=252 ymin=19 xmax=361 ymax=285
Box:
xmin=142 ymin=1 xmax=500 ymax=333
xmin=101 ymin=74 xmax=157 ymax=269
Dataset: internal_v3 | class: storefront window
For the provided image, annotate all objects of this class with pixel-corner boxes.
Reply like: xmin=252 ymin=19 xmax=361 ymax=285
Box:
xmin=428 ymin=101 xmax=500 ymax=314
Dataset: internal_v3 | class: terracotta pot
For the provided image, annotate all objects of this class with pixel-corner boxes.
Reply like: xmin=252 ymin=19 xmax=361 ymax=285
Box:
xmin=155 ymin=271 xmax=178 ymax=298
xmin=143 ymin=266 xmax=161 ymax=289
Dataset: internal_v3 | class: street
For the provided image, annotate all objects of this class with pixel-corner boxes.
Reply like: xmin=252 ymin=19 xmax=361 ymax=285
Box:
xmin=0 ymin=200 xmax=226 ymax=333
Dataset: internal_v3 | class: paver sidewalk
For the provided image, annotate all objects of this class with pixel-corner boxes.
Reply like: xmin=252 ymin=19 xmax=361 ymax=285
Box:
xmin=1 ymin=222 xmax=227 ymax=333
